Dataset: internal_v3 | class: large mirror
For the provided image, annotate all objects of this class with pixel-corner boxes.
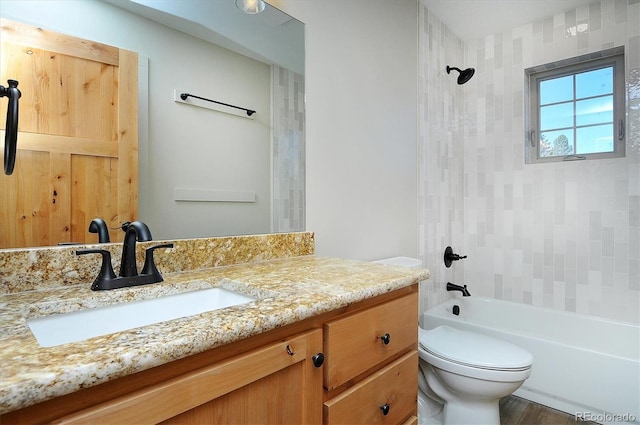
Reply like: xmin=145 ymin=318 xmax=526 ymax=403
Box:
xmin=0 ymin=0 xmax=305 ymax=248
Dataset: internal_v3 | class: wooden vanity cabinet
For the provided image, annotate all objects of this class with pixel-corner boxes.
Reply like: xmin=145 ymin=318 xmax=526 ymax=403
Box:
xmin=1 ymin=285 xmax=418 ymax=425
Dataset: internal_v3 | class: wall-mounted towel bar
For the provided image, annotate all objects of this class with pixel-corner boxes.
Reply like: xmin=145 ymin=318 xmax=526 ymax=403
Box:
xmin=175 ymin=90 xmax=255 ymax=118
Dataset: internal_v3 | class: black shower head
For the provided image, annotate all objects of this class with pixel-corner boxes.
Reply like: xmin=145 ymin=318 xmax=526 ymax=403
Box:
xmin=446 ymin=66 xmax=475 ymax=85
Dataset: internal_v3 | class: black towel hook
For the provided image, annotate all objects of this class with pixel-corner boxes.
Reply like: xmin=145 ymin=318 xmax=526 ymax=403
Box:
xmin=1 ymin=79 xmax=21 ymax=175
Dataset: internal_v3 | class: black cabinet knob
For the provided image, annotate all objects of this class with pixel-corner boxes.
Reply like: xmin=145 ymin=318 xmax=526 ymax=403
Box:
xmin=380 ymin=333 xmax=391 ymax=345
xmin=312 ymin=352 xmax=324 ymax=368
xmin=380 ymin=403 xmax=390 ymax=416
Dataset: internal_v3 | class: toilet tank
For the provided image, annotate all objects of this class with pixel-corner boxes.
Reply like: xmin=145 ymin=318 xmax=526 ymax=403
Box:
xmin=374 ymin=256 xmax=426 ymax=316
xmin=373 ymin=256 xmax=423 ymax=269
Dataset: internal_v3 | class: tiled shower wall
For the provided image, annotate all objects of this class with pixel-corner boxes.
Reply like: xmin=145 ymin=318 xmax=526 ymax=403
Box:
xmin=418 ymin=6 xmax=467 ymax=313
xmin=272 ymin=65 xmax=306 ymax=233
xmin=419 ymin=0 xmax=640 ymax=323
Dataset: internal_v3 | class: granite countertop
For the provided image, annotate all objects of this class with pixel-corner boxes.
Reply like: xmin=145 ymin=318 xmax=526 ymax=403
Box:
xmin=0 ymin=255 xmax=429 ymax=414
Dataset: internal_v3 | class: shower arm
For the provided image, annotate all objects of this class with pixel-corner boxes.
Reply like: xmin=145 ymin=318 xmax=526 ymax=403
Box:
xmin=0 ymin=79 xmax=21 ymax=175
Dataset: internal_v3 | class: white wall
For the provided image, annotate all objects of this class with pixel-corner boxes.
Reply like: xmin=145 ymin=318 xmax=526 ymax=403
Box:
xmin=0 ymin=0 xmax=272 ymax=240
xmin=420 ymin=0 xmax=640 ymax=323
xmin=271 ymin=0 xmax=419 ymax=260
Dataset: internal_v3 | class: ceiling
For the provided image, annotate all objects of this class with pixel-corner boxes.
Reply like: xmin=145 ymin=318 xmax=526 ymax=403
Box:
xmin=424 ymin=0 xmax=598 ymax=41
xmin=102 ymin=0 xmax=304 ymax=74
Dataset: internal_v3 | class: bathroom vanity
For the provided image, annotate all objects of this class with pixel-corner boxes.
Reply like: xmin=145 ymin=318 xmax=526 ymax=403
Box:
xmin=0 ymin=233 xmax=427 ymax=425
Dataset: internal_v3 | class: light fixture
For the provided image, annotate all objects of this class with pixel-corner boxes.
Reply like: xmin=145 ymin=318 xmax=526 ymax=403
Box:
xmin=236 ymin=0 xmax=265 ymax=14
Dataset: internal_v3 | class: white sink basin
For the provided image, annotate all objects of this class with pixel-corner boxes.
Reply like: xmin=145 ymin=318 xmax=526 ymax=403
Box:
xmin=27 ymin=288 xmax=256 ymax=347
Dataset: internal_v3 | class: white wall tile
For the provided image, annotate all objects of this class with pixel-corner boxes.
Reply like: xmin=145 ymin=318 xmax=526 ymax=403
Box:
xmin=419 ymin=0 xmax=640 ymax=323
xmin=271 ymin=65 xmax=305 ymax=233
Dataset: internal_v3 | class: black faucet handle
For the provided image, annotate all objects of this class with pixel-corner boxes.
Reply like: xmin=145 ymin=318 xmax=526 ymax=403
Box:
xmin=444 ymin=246 xmax=467 ymax=268
xmin=76 ymin=249 xmax=117 ymax=290
xmin=141 ymin=243 xmax=174 ymax=280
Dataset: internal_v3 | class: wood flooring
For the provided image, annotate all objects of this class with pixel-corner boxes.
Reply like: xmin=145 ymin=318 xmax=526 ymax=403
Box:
xmin=500 ymin=396 xmax=600 ymax=425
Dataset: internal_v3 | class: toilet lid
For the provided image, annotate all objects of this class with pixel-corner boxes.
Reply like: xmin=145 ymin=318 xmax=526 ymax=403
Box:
xmin=419 ymin=326 xmax=533 ymax=370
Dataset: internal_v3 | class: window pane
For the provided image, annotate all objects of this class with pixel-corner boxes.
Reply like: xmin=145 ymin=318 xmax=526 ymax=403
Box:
xmin=576 ymin=124 xmax=614 ymax=154
xmin=526 ymin=49 xmax=624 ymax=164
xmin=540 ymin=130 xmax=574 ymax=157
xmin=540 ymin=102 xmax=574 ymax=130
xmin=576 ymin=67 xmax=613 ymax=99
xmin=540 ymin=75 xmax=573 ymax=105
xmin=576 ymin=96 xmax=613 ymax=126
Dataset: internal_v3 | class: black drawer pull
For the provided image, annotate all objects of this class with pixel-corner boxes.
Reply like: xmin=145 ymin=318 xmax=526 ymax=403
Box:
xmin=380 ymin=333 xmax=391 ymax=345
xmin=312 ymin=352 xmax=324 ymax=368
xmin=380 ymin=403 xmax=390 ymax=415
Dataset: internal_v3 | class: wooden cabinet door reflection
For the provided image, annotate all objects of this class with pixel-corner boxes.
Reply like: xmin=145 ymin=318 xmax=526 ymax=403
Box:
xmin=0 ymin=19 xmax=138 ymax=248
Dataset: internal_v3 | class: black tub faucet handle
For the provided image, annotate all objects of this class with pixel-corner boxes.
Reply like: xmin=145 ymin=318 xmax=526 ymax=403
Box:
xmin=444 ymin=246 xmax=467 ymax=268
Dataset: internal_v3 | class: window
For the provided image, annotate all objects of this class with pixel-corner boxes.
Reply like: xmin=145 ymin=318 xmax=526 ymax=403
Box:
xmin=525 ymin=48 xmax=625 ymax=163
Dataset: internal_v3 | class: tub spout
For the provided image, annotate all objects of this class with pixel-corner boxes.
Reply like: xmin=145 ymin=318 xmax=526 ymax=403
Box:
xmin=447 ymin=282 xmax=470 ymax=296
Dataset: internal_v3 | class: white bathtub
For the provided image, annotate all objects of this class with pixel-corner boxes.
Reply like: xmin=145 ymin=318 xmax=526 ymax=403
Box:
xmin=421 ymin=297 xmax=640 ymax=424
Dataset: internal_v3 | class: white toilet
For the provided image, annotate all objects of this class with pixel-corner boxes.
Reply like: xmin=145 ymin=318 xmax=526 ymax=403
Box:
xmin=373 ymin=257 xmax=533 ymax=425
xmin=417 ymin=325 xmax=533 ymax=425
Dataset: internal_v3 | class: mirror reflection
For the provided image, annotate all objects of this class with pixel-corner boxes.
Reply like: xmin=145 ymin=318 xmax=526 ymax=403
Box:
xmin=0 ymin=0 xmax=305 ymax=249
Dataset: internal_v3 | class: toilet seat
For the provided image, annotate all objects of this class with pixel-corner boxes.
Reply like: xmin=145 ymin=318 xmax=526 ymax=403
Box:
xmin=420 ymin=326 xmax=533 ymax=370
xmin=418 ymin=326 xmax=533 ymax=382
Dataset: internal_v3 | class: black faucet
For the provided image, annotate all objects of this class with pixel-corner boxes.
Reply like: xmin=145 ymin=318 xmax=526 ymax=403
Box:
xmin=76 ymin=221 xmax=174 ymax=290
xmin=447 ymin=282 xmax=471 ymax=296
xmin=120 ymin=221 xmax=153 ymax=277
xmin=88 ymin=218 xmax=110 ymax=243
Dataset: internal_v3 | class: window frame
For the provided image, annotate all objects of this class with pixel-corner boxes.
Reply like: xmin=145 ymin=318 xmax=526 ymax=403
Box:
xmin=525 ymin=49 xmax=626 ymax=164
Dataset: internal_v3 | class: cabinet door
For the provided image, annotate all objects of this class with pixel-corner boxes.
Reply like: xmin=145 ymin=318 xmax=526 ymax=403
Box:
xmin=162 ymin=359 xmax=307 ymax=424
xmin=0 ymin=18 xmax=138 ymax=248
xmin=56 ymin=330 xmax=323 ymax=425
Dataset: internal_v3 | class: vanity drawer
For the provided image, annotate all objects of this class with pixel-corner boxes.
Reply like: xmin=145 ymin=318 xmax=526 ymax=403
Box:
xmin=324 ymin=292 xmax=417 ymax=390
xmin=323 ymin=350 xmax=418 ymax=425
